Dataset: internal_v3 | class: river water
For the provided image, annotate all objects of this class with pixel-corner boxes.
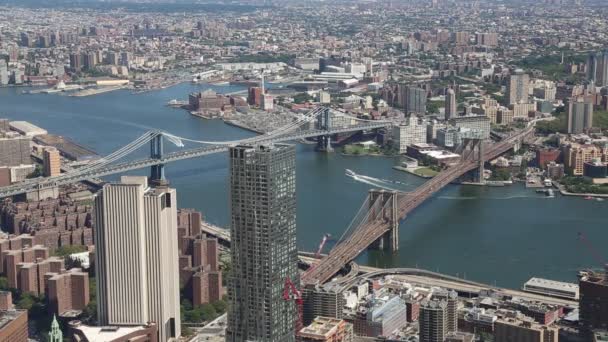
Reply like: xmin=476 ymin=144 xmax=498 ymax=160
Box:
xmin=0 ymin=83 xmax=606 ymax=289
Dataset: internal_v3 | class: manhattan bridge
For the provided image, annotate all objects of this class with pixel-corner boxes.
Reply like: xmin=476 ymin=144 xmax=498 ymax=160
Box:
xmin=0 ymin=107 xmax=533 ymax=284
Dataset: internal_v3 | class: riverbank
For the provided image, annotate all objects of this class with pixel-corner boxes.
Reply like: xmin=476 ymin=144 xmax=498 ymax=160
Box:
xmin=554 ymin=181 xmax=608 ymax=198
xmin=393 ymin=165 xmax=438 ymax=178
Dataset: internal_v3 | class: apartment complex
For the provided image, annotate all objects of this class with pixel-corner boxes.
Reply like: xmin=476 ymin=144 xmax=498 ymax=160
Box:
xmin=392 ymin=116 xmax=428 ymax=153
xmin=43 ymin=147 xmax=61 ymax=177
xmin=445 ymin=88 xmax=457 ymax=120
xmin=94 ymin=176 xmax=181 ymax=342
xmin=226 ymin=144 xmax=299 ymax=342
xmin=419 ymin=299 xmax=448 ymax=342
xmin=562 ymin=143 xmax=606 ymax=176
xmin=0 ymin=296 xmax=28 ymax=342
xmin=507 ymin=70 xmax=530 ymax=105
xmin=494 ymin=318 xmax=558 ymax=342
xmin=176 ymin=209 xmax=223 ymax=306
xmin=567 ymin=97 xmax=594 ymax=134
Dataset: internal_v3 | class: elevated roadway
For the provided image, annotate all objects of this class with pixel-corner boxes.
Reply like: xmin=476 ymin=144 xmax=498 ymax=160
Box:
xmin=0 ymin=121 xmax=391 ymax=198
xmin=302 ymin=127 xmax=534 ymax=285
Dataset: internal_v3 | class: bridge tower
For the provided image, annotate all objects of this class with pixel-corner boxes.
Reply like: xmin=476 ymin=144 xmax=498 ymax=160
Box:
xmin=458 ymin=137 xmax=485 ymax=183
xmin=316 ymin=107 xmax=334 ymax=152
xmin=150 ymin=131 xmax=167 ymax=185
xmin=368 ymin=190 xmax=399 ymax=251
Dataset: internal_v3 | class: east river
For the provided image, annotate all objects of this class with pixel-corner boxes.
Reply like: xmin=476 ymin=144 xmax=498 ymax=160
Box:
xmin=1 ymin=83 xmax=606 ymax=289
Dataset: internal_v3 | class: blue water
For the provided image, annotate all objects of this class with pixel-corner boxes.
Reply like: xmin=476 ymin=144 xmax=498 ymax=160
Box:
xmin=1 ymin=83 xmax=606 ymax=289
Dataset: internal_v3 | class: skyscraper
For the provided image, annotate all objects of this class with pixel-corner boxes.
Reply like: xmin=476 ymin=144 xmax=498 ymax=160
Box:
xmin=567 ymin=97 xmax=594 ymax=134
xmin=400 ymin=85 xmax=427 ymax=114
xmin=579 ymin=267 xmax=608 ymax=333
xmin=507 ymin=70 xmax=530 ymax=105
xmin=594 ymin=51 xmax=608 ymax=87
xmin=445 ymin=88 xmax=457 ymax=120
xmin=226 ymin=144 xmax=299 ymax=342
xmin=94 ymin=176 xmax=181 ymax=342
xmin=419 ymin=299 xmax=448 ymax=342
xmin=588 ymin=53 xmax=598 ymax=84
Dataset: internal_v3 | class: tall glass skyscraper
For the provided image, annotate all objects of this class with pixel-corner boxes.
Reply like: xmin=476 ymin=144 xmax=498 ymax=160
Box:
xmin=226 ymin=144 xmax=299 ymax=342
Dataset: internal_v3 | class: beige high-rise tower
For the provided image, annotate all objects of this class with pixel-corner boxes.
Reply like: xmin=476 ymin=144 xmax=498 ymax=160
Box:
xmin=94 ymin=176 xmax=181 ymax=342
xmin=507 ymin=70 xmax=530 ymax=105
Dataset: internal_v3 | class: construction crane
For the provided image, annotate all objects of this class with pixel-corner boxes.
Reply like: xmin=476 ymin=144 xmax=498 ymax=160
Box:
xmin=304 ymin=234 xmax=332 ymax=275
xmin=283 ymin=277 xmax=303 ymax=339
xmin=577 ymin=232 xmax=607 ymax=267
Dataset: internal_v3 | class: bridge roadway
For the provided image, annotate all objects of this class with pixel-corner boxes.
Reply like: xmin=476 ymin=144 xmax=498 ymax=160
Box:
xmin=200 ymin=223 xmax=577 ymax=309
xmin=302 ymin=128 xmax=533 ymax=285
xmin=0 ymin=122 xmax=390 ymax=198
xmin=298 ymin=256 xmax=577 ymax=309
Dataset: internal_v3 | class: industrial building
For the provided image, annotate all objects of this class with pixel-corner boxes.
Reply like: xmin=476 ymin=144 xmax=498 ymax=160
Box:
xmin=523 ymin=277 xmax=579 ymax=300
xmin=226 ymin=144 xmax=299 ymax=342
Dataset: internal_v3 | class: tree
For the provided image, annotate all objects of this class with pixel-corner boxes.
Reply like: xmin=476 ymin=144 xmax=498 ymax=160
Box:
xmin=0 ymin=277 xmax=9 ymax=290
xmin=200 ymin=303 xmax=217 ymax=321
xmin=212 ymin=299 xmax=227 ymax=314
xmin=16 ymin=293 xmax=36 ymax=310
xmin=53 ymin=245 xmax=87 ymax=257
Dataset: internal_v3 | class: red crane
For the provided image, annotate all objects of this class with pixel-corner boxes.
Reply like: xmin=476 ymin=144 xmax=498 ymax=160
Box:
xmin=577 ymin=232 xmax=607 ymax=267
xmin=304 ymin=234 xmax=331 ymax=275
xmin=283 ymin=277 xmax=303 ymax=339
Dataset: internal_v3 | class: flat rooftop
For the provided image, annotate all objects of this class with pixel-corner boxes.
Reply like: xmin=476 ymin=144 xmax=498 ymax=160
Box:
xmin=75 ymin=324 xmax=153 ymax=340
xmin=524 ymin=277 xmax=579 ymax=292
xmin=300 ymin=317 xmax=343 ymax=337
xmin=9 ymin=121 xmax=47 ymax=136
xmin=0 ymin=309 xmax=26 ymax=330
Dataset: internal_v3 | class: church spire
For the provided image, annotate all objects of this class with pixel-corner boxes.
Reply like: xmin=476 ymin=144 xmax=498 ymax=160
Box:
xmin=48 ymin=315 xmax=63 ymax=342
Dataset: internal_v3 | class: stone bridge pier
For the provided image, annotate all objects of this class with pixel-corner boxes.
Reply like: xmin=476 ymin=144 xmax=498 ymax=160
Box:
xmin=367 ymin=190 xmax=399 ymax=251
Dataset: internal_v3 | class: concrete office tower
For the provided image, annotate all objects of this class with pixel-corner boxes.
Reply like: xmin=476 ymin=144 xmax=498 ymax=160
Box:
xmin=226 ymin=144 xmax=299 ymax=342
xmin=43 ymin=147 xmax=61 ymax=177
xmin=94 ymin=176 xmax=180 ymax=342
xmin=445 ymin=88 xmax=457 ymax=120
xmin=567 ymin=97 xmax=594 ymax=134
xmin=507 ymin=70 xmax=530 ymax=105
xmin=588 ymin=53 xmax=598 ymax=84
xmin=419 ymin=300 xmax=448 ymax=342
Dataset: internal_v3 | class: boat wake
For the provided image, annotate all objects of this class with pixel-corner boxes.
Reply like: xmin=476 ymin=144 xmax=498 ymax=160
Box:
xmin=345 ymin=169 xmax=404 ymax=192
